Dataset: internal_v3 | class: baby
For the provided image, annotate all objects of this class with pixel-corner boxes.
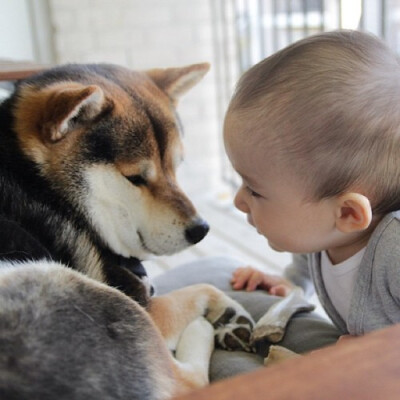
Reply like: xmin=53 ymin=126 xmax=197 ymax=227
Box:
xmin=224 ymin=30 xmax=400 ymax=338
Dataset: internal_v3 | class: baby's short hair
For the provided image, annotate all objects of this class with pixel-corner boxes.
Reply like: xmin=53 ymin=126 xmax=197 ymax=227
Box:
xmin=229 ymin=30 xmax=400 ymax=215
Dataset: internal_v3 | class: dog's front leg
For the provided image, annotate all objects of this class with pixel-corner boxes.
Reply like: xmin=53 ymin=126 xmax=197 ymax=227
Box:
xmin=148 ymin=284 xmax=254 ymax=395
xmin=170 ymin=316 xmax=215 ymax=393
xmin=252 ymin=287 xmax=315 ymax=344
xmin=148 ymin=283 xmax=254 ymax=352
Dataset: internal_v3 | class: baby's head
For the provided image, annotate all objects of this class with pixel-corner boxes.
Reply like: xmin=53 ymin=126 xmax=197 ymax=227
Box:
xmin=224 ymin=30 xmax=400 ymax=216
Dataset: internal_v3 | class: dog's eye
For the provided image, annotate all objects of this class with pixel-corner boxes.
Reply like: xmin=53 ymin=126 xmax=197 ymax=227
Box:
xmin=126 ymin=175 xmax=147 ymax=186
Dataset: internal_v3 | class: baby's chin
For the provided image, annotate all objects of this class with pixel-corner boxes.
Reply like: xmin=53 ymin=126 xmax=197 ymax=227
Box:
xmin=246 ymin=215 xmax=255 ymax=227
xmin=267 ymin=240 xmax=286 ymax=253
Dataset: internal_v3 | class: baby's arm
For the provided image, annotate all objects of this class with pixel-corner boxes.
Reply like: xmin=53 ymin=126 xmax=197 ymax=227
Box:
xmin=231 ymin=266 xmax=294 ymax=296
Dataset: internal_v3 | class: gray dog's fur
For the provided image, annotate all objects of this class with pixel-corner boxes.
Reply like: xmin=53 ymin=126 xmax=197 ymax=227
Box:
xmin=0 ymin=262 xmax=176 ymax=400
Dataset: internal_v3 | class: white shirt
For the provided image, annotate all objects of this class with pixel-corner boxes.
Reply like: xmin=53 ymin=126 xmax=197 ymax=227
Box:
xmin=321 ymin=247 xmax=366 ymax=322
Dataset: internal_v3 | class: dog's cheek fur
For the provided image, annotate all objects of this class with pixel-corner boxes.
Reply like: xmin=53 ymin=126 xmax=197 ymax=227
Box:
xmin=84 ymin=164 xmax=146 ymax=258
xmin=84 ymin=163 xmax=200 ymax=258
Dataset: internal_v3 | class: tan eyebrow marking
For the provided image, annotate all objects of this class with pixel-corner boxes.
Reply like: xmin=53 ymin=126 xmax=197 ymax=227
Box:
xmin=116 ymin=160 xmax=157 ymax=181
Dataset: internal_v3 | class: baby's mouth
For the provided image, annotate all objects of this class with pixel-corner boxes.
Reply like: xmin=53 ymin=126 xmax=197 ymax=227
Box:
xmin=246 ymin=215 xmax=255 ymax=227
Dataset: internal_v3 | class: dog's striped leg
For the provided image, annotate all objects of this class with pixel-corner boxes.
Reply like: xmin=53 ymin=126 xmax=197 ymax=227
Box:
xmin=251 ymin=287 xmax=315 ymax=344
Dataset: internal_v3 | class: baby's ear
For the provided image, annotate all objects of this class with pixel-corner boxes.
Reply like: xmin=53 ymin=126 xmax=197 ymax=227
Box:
xmin=335 ymin=193 xmax=372 ymax=233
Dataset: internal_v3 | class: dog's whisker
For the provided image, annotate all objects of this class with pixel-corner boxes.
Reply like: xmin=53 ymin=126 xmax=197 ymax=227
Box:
xmin=72 ymin=304 xmax=99 ymax=326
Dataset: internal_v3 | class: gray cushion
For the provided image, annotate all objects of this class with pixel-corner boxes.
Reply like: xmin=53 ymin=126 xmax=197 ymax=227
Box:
xmin=152 ymin=257 xmax=340 ymax=381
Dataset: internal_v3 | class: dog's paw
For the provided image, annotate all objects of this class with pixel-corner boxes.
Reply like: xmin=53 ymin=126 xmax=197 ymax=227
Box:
xmin=208 ymin=302 xmax=254 ymax=353
xmin=263 ymin=345 xmax=300 ymax=367
xmin=252 ymin=323 xmax=285 ymax=344
xmin=251 ymin=287 xmax=315 ymax=344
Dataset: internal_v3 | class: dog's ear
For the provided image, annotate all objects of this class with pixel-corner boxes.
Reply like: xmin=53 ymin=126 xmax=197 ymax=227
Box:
xmin=42 ymin=84 xmax=105 ymax=142
xmin=146 ymin=62 xmax=210 ymax=103
xmin=16 ymin=82 xmax=106 ymax=144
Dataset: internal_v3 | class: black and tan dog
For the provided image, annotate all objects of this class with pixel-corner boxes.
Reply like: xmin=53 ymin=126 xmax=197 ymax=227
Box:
xmin=0 ymin=63 xmax=254 ymax=399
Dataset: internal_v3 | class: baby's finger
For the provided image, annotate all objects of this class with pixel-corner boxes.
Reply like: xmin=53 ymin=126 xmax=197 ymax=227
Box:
xmin=231 ymin=269 xmax=242 ymax=283
xmin=233 ymin=267 xmax=254 ymax=280
xmin=246 ymin=272 xmax=262 ymax=291
xmin=269 ymin=284 xmax=289 ymax=297
xmin=232 ymin=281 xmax=245 ymax=289
xmin=232 ymin=266 xmax=252 ymax=277
xmin=231 ymin=274 xmax=250 ymax=289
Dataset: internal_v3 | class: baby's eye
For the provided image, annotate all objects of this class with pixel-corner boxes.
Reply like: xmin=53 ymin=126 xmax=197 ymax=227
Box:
xmin=246 ymin=186 xmax=261 ymax=198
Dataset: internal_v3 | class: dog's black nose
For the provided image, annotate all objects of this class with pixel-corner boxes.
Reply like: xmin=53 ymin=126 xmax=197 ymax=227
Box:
xmin=185 ymin=219 xmax=210 ymax=244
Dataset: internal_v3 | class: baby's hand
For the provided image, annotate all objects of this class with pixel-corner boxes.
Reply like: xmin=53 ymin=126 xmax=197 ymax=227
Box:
xmin=231 ymin=266 xmax=294 ymax=297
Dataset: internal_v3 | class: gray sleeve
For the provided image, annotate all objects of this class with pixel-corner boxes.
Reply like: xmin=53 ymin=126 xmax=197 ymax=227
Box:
xmin=283 ymin=254 xmax=314 ymax=298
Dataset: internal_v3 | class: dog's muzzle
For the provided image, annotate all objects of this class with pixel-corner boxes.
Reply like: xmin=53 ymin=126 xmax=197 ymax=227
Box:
xmin=185 ymin=218 xmax=209 ymax=244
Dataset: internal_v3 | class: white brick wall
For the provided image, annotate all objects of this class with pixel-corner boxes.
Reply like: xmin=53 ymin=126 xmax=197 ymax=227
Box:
xmin=49 ymin=0 xmax=223 ymax=196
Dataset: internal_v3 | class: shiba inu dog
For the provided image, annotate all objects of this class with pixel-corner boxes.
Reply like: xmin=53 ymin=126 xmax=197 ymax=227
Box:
xmin=0 ymin=63 xmax=254 ymax=399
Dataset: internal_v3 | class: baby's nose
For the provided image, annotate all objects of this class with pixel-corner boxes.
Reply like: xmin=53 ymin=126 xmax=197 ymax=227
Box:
xmin=234 ymin=186 xmax=250 ymax=214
